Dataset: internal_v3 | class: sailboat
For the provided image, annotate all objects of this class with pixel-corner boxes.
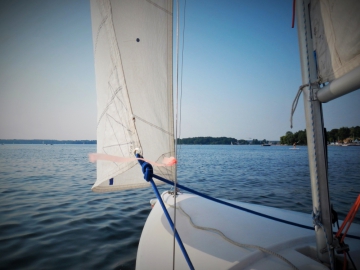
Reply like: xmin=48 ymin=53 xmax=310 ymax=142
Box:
xmin=89 ymin=0 xmax=360 ymax=269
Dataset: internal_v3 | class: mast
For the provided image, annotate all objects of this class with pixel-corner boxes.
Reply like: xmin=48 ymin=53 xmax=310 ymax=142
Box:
xmin=295 ymin=0 xmax=334 ymax=265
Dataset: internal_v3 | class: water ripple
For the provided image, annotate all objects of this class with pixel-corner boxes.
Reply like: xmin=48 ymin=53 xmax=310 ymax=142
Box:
xmin=0 ymin=144 xmax=359 ymax=269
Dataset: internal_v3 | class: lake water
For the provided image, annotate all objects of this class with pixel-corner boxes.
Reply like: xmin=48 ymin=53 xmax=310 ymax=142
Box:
xmin=0 ymin=144 xmax=359 ymax=269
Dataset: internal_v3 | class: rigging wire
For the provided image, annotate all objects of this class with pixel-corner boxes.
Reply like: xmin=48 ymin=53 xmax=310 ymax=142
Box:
xmin=173 ymin=0 xmax=180 ymax=269
xmin=179 ymin=0 xmax=187 ymax=143
xmin=173 ymin=0 xmax=187 ymax=268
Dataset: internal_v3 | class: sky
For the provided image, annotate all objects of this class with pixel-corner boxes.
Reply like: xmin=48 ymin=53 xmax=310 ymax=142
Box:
xmin=0 ymin=0 xmax=359 ymax=141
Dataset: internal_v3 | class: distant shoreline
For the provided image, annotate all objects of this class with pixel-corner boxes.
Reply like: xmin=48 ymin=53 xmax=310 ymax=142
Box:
xmin=1 ymin=137 xmax=280 ymax=145
xmin=0 ymin=139 xmax=96 ymax=144
xmin=1 ymin=141 xmax=357 ymax=147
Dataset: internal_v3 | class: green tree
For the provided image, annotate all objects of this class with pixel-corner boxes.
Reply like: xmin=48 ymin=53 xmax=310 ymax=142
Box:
xmin=354 ymin=126 xmax=360 ymax=140
xmin=327 ymin=128 xmax=339 ymax=143
xmin=295 ymin=129 xmax=307 ymax=145
xmin=285 ymin=131 xmax=294 ymax=145
xmin=252 ymin=139 xmax=260 ymax=145
xmin=338 ymin=127 xmax=350 ymax=141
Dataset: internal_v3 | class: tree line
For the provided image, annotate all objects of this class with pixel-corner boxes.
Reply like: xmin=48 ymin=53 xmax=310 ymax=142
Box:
xmin=177 ymin=137 xmax=237 ymax=145
xmin=326 ymin=126 xmax=360 ymax=143
xmin=280 ymin=126 xmax=360 ymax=145
xmin=176 ymin=137 xmax=272 ymax=145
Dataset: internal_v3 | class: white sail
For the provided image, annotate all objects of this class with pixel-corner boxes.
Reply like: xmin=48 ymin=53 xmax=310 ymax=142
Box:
xmin=90 ymin=0 xmax=174 ymax=192
xmin=310 ymin=0 xmax=360 ymax=82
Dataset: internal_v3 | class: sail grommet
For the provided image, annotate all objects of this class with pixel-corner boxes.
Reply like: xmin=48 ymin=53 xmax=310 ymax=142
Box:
xmin=136 ymin=38 xmax=140 ymax=42
xmin=142 ymin=162 xmax=153 ymax=182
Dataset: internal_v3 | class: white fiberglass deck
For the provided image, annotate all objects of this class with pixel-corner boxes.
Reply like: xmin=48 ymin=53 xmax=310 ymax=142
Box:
xmin=136 ymin=192 xmax=360 ymax=270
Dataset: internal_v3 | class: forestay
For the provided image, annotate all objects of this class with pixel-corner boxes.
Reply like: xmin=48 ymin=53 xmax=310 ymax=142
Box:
xmin=90 ymin=0 xmax=174 ymax=192
xmin=310 ymin=0 xmax=360 ymax=82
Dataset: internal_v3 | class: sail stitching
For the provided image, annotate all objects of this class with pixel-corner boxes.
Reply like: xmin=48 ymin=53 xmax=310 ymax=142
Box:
xmin=101 ymin=140 xmax=137 ymax=174
xmin=97 ymin=161 xmax=138 ymax=185
xmin=108 ymin=76 xmax=136 ymax=152
xmin=155 ymin=152 xmax=176 ymax=182
xmin=102 ymin=126 xmax=124 ymax=172
xmin=98 ymin=0 xmax=142 ymax=152
xmin=103 ymin=143 xmax=133 ymax=148
xmin=146 ymin=0 xmax=172 ymax=15
xmin=93 ymin=13 xmax=108 ymax=55
xmin=104 ymin=0 xmax=142 ymax=152
xmin=134 ymin=115 xmax=174 ymax=136
xmin=103 ymin=104 xmax=131 ymax=133
xmin=97 ymin=84 xmax=123 ymax=126
xmin=106 ymin=114 xmax=126 ymax=157
xmin=92 ymin=0 xmax=174 ymax=192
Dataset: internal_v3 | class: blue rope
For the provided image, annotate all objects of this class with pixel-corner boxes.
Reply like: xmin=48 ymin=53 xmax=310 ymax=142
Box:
xmin=136 ymin=156 xmax=195 ymax=270
xmin=153 ymin=173 xmax=360 ymax=241
xmin=148 ymin=178 xmax=194 ymax=270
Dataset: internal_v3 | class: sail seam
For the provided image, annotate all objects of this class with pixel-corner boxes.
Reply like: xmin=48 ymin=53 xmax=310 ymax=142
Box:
xmin=107 ymin=1 xmax=143 ymax=152
xmin=98 ymin=145 xmax=138 ymax=180
xmin=106 ymin=114 xmax=126 ymax=157
xmin=146 ymin=0 xmax=172 ymax=15
xmin=134 ymin=115 xmax=174 ymax=136
xmin=105 ymin=109 xmax=133 ymax=133
xmin=98 ymin=0 xmax=142 ymax=151
xmin=102 ymin=143 xmax=133 ymax=148
xmin=92 ymin=181 xmax=161 ymax=193
xmin=93 ymin=14 xmax=108 ymax=55
xmin=97 ymin=85 xmax=122 ymax=126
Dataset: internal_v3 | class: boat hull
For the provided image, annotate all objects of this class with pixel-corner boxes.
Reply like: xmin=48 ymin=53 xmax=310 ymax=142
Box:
xmin=136 ymin=192 xmax=360 ymax=269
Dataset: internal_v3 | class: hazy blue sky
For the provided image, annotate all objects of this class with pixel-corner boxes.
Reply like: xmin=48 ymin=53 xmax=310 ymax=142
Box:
xmin=1 ymin=0 xmax=359 ymax=141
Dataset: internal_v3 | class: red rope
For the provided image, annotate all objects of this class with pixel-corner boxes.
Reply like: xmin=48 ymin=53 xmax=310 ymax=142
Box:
xmin=335 ymin=194 xmax=360 ymax=270
xmin=336 ymin=194 xmax=360 ymax=242
xmin=343 ymin=252 xmax=347 ymax=270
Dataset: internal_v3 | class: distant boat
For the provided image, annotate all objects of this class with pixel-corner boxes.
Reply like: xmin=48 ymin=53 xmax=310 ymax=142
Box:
xmin=342 ymin=143 xmax=360 ymax=147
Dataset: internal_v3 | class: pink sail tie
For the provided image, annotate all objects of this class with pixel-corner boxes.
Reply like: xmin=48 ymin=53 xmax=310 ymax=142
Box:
xmin=89 ymin=153 xmax=177 ymax=167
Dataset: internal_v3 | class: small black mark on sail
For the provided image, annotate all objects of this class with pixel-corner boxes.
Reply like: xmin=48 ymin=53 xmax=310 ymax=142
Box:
xmin=136 ymin=38 xmax=140 ymax=42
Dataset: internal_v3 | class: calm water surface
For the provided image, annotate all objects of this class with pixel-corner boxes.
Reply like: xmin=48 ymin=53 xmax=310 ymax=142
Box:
xmin=0 ymin=144 xmax=359 ymax=269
